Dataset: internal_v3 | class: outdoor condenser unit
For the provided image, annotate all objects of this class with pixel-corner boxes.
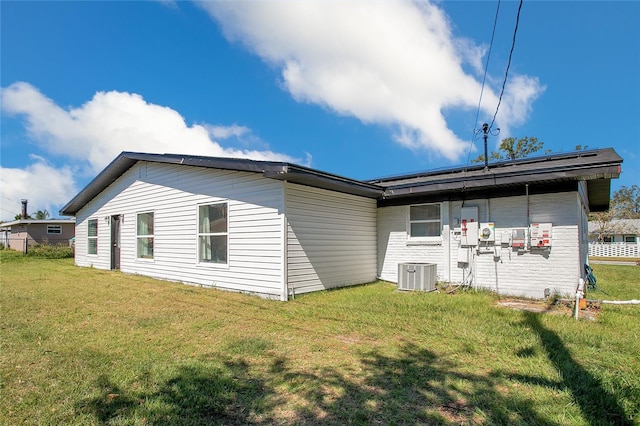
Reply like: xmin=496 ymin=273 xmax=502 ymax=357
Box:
xmin=398 ymin=263 xmax=437 ymax=292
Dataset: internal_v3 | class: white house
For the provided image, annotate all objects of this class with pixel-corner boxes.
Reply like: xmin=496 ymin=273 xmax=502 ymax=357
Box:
xmin=60 ymin=148 xmax=622 ymax=300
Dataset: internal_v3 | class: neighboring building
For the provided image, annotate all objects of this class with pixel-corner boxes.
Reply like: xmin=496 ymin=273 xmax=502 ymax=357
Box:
xmin=60 ymin=148 xmax=622 ymax=300
xmin=588 ymin=219 xmax=640 ymax=258
xmin=0 ymin=219 xmax=76 ymax=252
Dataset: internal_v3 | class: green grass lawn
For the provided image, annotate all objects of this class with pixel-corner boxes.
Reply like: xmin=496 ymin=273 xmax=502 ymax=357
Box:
xmin=1 ymin=252 xmax=639 ymax=425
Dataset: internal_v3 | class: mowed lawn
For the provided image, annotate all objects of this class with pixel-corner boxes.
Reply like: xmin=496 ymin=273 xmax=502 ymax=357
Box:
xmin=1 ymin=253 xmax=639 ymax=425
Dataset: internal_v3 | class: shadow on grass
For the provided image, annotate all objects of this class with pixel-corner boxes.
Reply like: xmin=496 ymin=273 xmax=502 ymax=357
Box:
xmin=284 ymin=343 xmax=553 ymax=425
xmin=76 ymin=360 xmax=277 ymax=425
xmin=76 ymin=342 xmax=556 ymax=425
xmin=516 ymin=312 xmax=633 ymax=425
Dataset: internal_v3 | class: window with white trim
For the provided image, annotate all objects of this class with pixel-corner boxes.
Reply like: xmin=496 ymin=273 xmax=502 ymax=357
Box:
xmin=198 ymin=202 xmax=228 ymax=265
xmin=87 ymin=219 xmax=98 ymax=255
xmin=624 ymin=235 xmax=637 ymax=243
xmin=47 ymin=225 xmax=62 ymax=234
xmin=409 ymin=204 xmax=441 ymax=238
xmin=136 ymin=212 xmax=154 ymax=259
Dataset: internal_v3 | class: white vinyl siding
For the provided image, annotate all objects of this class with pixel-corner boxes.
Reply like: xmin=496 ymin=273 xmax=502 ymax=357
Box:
xmin=286 ymin=183 xmax=377 ymax=295
xmin=74 ymin=162 xmax=286 ymax=299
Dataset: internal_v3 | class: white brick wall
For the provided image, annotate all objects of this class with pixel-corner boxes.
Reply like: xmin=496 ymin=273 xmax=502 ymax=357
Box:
xmin=378 ymin=192 xmax=584 ymax=298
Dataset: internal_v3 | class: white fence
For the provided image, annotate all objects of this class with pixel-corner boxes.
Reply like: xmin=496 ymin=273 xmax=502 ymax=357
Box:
xmin=589 ymin=242 xmax=639 ymax=258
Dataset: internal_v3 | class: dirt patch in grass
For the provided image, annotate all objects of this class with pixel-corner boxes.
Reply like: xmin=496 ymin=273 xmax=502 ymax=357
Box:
xmin=495 ymin=298 xmax=600 ymax=321
xmin=436 ymin=399 xmax=474 ymax=423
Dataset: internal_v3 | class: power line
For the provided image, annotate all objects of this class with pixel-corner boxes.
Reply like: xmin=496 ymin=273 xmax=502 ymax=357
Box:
xmin=489 ymin=0 xmax=523 ymax=131
xmin=467 ymin=0 xmax=502 ymax=167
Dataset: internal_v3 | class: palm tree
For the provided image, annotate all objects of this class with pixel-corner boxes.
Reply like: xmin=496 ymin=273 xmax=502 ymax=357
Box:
xmin=34 ymin=210 xmax=50 ymax=220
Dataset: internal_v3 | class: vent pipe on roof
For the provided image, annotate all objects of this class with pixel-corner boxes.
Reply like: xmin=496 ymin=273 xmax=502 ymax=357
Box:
xmin=21 ymin=199 xmax=28 ymax=219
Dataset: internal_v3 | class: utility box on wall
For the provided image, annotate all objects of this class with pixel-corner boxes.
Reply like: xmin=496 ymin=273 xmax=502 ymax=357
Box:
xmin=398 ymin=263 xmax=437 ymax=292
xmin=460 ymin=206 xmax=479 ymax=247
xmin=530 ymin=223 xmax=552 ymax=248
xmin=478 ymin=222 xmax=496 ymax=242
xmin=511 ymin=228 xmax=528 ymax=249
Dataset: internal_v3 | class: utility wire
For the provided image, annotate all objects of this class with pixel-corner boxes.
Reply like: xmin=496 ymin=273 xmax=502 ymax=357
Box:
xmin=467 ymin=0 xmax=502 ymax=167
xmin=488 ymin=0 xmax=523 ymax=131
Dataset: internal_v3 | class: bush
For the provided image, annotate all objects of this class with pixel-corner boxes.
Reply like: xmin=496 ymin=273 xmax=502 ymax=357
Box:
xmin=26 ymin=244 xmax=74 ymax=259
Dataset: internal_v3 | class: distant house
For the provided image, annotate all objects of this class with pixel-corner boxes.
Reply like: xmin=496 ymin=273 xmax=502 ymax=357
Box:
xmin=60 ymin=148 xmax=622 ymax=300
xmin=588 ymin=219 xmax=640 ymax=258
xmin=0 ymin=219 xmax=76 ymax=252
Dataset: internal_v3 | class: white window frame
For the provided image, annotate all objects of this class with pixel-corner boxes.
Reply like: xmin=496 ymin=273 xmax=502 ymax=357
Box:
xmin=87 ymin=219 xmax=98 ymax=256
xmin=624 ymin=235 xmax=637 ymax=243
xmin=407 ymin=203 xmax=442 ymax=244
xmin=47 ymin=225 xmax=62 ymax=234
xmin=197 ymin=201 xmax=229 ymax=267
xmin=136 ymin=211 xmax=154 ymax=260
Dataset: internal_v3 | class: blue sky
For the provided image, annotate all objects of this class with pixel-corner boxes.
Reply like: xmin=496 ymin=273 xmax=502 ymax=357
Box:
xmin=1 ymin=1 xmax=638 ymax=220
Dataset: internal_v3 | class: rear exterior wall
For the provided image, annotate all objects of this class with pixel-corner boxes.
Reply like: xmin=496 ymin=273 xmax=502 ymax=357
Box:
xmin=285 ymin=183 xmax=378 ymax=295
xmin=377 ymin=191 xmax=583 ymax=298
xmin=74 ymin=161 xmax=287 ymax=299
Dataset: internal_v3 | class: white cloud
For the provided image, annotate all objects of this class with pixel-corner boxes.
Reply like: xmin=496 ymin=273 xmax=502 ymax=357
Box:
xmin=0 ymin=156 xmax=77 ymax=220
xmin=0 ymin=82 xmax=303 ymax=221
xmin=204 ymin=124 xmax=251 ymax=140
xmin=200 ymin=0 xmax=544 ymax=161
xmin=1 ymin=82 xmax=302 ymax=174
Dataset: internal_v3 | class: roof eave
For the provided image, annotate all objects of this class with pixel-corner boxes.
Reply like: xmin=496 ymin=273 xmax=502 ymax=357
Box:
xmin=382 ymin=164 xmax=621 ymax=202
xmin=264 ymin=166 xmax=384 ymax=198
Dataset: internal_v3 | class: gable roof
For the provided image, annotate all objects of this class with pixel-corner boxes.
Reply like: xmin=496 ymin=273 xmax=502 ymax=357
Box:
xmin=369 ymin=148 xmax=622 ymax=211
xmin=59 ymin=152 xmax=384 ymax=216
xmin=60 ymin=148 xmax=622 ymax=216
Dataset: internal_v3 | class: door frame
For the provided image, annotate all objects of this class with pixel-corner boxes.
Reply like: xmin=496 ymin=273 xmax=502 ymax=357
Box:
xmin=110 ymin=215 xmax=121 ymax=270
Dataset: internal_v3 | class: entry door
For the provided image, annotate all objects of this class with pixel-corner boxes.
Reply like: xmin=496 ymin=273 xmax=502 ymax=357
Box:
xmin=111 ymin=215 xmax=121 ymax=270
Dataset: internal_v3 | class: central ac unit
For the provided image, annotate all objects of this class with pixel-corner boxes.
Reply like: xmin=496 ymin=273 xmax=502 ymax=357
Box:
xmin=398 ymin=263 xmax=437 ymax=292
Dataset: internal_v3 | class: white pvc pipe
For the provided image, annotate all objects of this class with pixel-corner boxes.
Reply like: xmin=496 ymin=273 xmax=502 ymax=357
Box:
xmin=601 ymin=300 xmax=640 ymax=305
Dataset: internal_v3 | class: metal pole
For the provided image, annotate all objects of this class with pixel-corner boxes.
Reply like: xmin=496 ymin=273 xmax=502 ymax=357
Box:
xmin=482 ymin=123 xmax=489 ymax=170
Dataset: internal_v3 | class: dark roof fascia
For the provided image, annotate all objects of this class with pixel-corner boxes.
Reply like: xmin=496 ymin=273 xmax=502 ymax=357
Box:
xmin=154 ymin=155 xmax=384 ymax=197
xmin=382 ymin=163 xmax=621 ymax=198
xmin=60 ymin=148 xmax=621 ymax=216
xmin=263 ymin=165 xmax=384 ymax=198
xmin=60 ymin=152 xmax=384 ymax=216
xmin=378 ymin=180 xmax=581 ymax=207
xmin=378 ymin=148 xmax=621 ymax=198
xmin=368 ymin=148 xmax=622 ymax=187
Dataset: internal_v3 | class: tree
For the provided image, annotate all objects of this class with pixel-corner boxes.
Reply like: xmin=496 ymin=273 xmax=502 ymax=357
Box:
xmin=15 ymin=213 xmax=32 ymax=220
xmin=34 ymin=209 xmax=50 ymax=220
xmin=588 ymin=185 xmax=640 ymax=241
xmin=611 ymin=185 xmax=640 ymax=219
xmin=589 ymin=210 xmax=621 ymax=242
xmin=472 ymin=136 xmax=549 ymax=163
